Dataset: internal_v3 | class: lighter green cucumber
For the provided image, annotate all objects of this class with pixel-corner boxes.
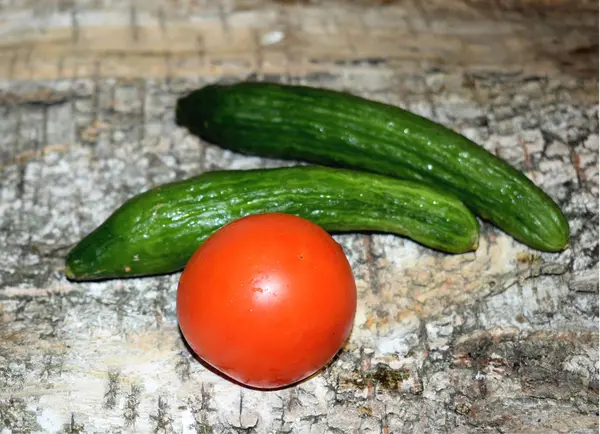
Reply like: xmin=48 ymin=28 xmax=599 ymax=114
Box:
xmin=65 ymin=166 xmax=479 ymax=281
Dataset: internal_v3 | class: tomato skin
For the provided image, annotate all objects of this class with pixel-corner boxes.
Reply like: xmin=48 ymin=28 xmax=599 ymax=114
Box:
xmin=177 ymin=213 xmax=357 ymax=389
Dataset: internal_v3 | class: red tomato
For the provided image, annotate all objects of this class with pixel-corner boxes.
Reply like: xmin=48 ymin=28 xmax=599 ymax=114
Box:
xmin=177 ymin=213 xmax=357 ymax=389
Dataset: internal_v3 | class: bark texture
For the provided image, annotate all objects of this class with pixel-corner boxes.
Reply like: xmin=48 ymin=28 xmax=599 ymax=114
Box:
xmin=0 ymin=1 xmax=598 ymax=433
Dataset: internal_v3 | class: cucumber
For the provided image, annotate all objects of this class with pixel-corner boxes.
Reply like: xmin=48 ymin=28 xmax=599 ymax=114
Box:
xmin=176 ymin=82 xmax=569 ymax=252
xmin=65 ymin=166 xmax=479 ymax=281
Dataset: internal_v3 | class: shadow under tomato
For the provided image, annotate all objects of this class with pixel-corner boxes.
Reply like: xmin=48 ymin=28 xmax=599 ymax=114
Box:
xmin=177 ymin=326 xmax=347 ymax=392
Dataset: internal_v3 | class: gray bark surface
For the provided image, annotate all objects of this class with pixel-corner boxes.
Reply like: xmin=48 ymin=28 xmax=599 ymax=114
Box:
xmin=0 ymin=1 xmax=598 ymax=433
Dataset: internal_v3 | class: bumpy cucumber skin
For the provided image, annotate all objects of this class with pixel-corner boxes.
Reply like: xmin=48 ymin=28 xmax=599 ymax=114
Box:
xmin=65 ymin=166 xmax=479 ymax=281
xmin=176 ymin=82 xmax=569 ymax=252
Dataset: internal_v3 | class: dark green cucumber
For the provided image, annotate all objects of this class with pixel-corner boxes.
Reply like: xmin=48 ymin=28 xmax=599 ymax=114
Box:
xmin=176 ymin=82 xmax=569 ymax=252
xmin=65 ymin=166 xmax=479 ymax=281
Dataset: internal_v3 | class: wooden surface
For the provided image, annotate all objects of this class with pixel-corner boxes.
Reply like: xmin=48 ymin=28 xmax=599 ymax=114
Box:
xmin=0 ymin=1 xmax=598 ymax=433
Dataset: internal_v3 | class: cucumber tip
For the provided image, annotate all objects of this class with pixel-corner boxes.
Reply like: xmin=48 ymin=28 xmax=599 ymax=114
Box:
xmin=64 ymin=265 xmax=75 ymax=280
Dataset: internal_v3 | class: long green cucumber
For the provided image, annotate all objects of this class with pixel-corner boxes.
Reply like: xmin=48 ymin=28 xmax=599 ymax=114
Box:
xmin=65 ymin=166 xmax=479 ymax=281
xmin=175 ymin=82 xmax=569 ymax=252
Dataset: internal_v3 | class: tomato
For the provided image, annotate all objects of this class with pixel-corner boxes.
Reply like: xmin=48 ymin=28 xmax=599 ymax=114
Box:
xmin=176 ymin=213 xmax=357 ymax=389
